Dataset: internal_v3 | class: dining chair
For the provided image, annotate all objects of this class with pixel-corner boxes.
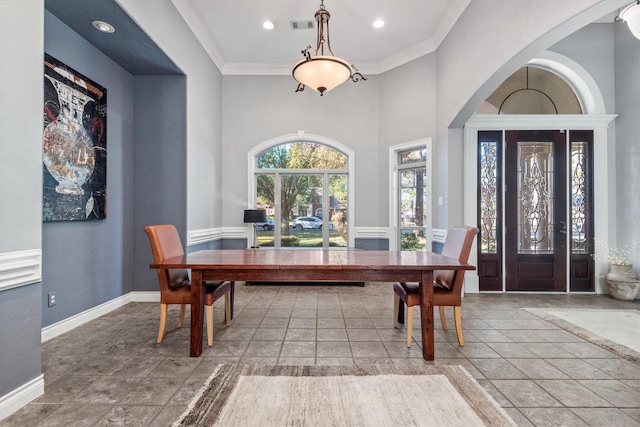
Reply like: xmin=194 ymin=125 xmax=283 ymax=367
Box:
xmin=144 ymin=224 xmax=232 ymax=346
xmin=393 ymin=225 xmax=479 ymax=347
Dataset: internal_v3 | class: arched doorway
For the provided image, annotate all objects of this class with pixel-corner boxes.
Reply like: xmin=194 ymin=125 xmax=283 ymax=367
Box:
xmin=463 ymin=53 xmax=615 ymax=293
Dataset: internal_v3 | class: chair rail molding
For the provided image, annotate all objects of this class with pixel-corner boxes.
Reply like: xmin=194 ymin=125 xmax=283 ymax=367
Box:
xmin=0 ymin=249 xmax=42 ymax=292
xmin=432 ymin=228 xmax=447 ymax=244
xmin=188 ymin=227 xmax=248 ymax=246
xmin=354 ymin=227 xmax=390 ymax=239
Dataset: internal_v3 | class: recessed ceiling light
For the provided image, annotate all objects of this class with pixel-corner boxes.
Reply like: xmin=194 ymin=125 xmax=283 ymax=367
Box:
xmin=263 ymin=21 xmax=275 ymax=30
xmin=373 ymin=20 xmax=385 ymax=29
xmin=92 ymin=20 xmax=115 ymax=33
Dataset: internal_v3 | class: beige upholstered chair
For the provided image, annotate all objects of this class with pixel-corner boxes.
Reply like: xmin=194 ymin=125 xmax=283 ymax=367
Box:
xmin=393 ymin=225 xmax=479 ymax=347
xmin=144 ymin=224 xmax=231 ymax=346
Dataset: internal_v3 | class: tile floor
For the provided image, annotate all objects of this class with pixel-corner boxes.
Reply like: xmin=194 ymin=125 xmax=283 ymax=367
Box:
xmin=2 ymin=282 xmax=640 ymax=426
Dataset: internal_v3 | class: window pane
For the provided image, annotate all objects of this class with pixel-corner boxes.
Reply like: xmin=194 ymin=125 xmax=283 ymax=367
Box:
xmin=399 ymin=148 xmax=427 ymax=165
xmin=400 ymin=168 xmax=426 ymax=227
xmin=571 ymin=141 xmax=589 ymax=254
xmin=399 ymin=165 xmax=426 ymax=252
xmin=517 ymin=141 xmax=554 ymax=254
xmin=329 ymin=174 xmax=348 ymax=247
xmin=282 ymin=174 xmax=325 ymax=247
xmin=480 ymin=141 xmax=498 ymax=254
xmin=256 ymin=174 xmax=275 ymax=247
xmin=257 ymin=142 xmax=346 ymax=169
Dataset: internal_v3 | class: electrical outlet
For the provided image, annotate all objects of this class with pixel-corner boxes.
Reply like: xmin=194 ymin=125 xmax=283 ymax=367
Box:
xmin=48 ymin=292 xmax=56 ymax=307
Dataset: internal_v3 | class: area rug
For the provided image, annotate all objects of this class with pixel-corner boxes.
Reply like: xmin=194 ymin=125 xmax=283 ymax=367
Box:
xmin=174 ymin=364 xmax=516 ymax=427
xmin=525 ymin=308 xmax=640 ymax=364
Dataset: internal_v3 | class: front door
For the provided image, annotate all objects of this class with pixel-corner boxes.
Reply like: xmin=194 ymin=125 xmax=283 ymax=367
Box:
xmin=478 ymin=130 xmax=594 ymax=292
xmin=505 ymin=131 xmax=567 ymax=291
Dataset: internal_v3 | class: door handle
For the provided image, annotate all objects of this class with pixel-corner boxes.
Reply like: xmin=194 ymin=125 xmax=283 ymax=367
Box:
xmin=559 ymin=221 xmax=567 ymax=235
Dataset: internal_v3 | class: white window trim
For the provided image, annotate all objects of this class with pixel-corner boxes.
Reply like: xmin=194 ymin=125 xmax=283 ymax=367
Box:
xmin=388 ymin=138 xmax=433 ymax=251
xmin=248 ymin=131 xmax=355 ymax=248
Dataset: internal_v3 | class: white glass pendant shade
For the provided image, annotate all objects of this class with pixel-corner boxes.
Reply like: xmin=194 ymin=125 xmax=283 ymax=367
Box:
xmin=293 ymin=56 xmax=352 ymax=94
xmin=621 ymin=3 xmax=640 ymax=39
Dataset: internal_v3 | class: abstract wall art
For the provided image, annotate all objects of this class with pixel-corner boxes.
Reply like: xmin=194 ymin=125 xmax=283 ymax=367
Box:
xmin=43 ymin=54 xmax=107 ymax=221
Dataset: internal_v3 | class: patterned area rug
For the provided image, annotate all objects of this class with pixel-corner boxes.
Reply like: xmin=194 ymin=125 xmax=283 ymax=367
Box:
xmin=174 ymin=364 xmax=516 ymax=426
xmin=525 ymin=308 xmax=640 ymax=364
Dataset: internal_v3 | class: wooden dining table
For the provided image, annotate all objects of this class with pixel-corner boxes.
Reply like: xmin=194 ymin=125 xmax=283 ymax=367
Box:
xmin=149 ymin=249 xmax=475 ymax=360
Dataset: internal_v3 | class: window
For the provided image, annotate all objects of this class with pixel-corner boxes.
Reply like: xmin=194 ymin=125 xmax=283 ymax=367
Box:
xmin=254 ymin=141 xmax=349 ymax=248
xmin=397 ymin=147 xmax=428 ymax=251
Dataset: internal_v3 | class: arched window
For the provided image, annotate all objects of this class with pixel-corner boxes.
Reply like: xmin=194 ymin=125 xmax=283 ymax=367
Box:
xmin=477 ymin=66 xmax=583 ymax=114
xmin=252 ymin=139 xmax=351 ymax=248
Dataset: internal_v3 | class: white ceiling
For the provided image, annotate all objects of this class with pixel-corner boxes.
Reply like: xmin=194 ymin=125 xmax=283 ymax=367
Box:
xmin=172 ymin=0 xmax=471 ymax=76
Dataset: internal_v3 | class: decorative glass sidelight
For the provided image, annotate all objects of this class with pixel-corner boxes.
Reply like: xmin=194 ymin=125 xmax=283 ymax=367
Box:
xmin=479 ymin=141 xmax=498 ymax=253
xmin=518 ymin=141 xmax=554 ymax=253
xmin=571 ymin=141 xmax=588 ymax=254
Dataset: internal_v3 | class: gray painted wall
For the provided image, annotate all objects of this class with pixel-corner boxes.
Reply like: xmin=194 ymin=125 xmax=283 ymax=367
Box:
xmin=117 ymin=0 xmax=224 ymax=234
xmin=377 ymin=54 xmax=437 ymax=227
xmin=550 ymin=24 xmax=616 ymax=113
xmin=433 ymin=0 xmax=626 ymax=228
xmin=614 ymin=25 xmax=640 ymax=269
xmin=41 ymin=12 xmax=136 ymax=326
xmin=220 ymin=75 xmax=380 ymax=228
xmin=0 ymin=0 xmax=44 ymax=399
xmin=220 ymin=56 xmax=438 ymax=232
xmin=132 ymin=76 xmax=188 ymax=292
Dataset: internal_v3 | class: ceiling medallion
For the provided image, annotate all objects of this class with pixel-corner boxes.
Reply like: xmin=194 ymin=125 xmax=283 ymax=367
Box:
xmin=292 ymin=0 xmax=366 ymax=96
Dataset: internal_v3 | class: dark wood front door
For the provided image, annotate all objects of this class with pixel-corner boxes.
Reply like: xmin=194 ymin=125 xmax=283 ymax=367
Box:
xmin=478 ymin=130 xmax=594 ymax=293
xmin=505 ymin=130 xmax=567 ymax=291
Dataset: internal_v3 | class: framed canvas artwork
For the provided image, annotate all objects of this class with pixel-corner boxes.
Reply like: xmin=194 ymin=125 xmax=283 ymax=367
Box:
xmin=43 ymin=54 xmax=107 ymax=221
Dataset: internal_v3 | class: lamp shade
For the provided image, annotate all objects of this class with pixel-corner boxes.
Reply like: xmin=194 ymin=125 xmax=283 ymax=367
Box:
xmin=622 ymin=2 xmax=640 ymax=39
xmin=293 ymin=56 xmax=352 ymax=94
xmin=244 ymin=209 xmax=267 ymax=223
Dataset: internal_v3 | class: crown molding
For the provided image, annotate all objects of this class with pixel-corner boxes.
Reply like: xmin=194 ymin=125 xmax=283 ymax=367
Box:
xmin=0 ymin=249 xmax=42 ymax=292
xmin=173 ymin=0 xmax=471 ymax=76
xmin=172 ymin=0 xmax=226 ymax=73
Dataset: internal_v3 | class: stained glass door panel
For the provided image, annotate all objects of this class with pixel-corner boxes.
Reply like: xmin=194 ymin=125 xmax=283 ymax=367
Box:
xmin=477 ymin=131 xmax=503 ymax=291
xmin=505 ymin=131 xmax=567 ymax=291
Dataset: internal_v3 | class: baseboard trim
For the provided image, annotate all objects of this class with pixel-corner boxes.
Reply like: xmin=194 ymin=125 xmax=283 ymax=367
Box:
xmin=41 ymin=291 xmax=160 ymax=342
xmin=129 ymin=291 xmax=160 ymax=302
xmin=0 ymin=375 xmax=44 ymax=422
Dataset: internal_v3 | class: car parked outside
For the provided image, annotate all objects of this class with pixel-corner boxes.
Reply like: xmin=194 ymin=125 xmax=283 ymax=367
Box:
xmin=256 ymin=218 xmax=275 ymax=230
xmin=292 ymin=216 xmax=323 ymax=230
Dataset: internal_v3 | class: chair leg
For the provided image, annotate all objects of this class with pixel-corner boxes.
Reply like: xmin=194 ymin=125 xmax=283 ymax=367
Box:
xmin=406 ymin=305 xmax=413 ymax=348
xmin=206 ymin=305 xmax=213 ymax=347
xmin=224 ymin=293 xmax=231 ymax=326
xmin=393 ymin=294 xmax=400 ymax=328
xmin=157 ymin=303 xmax=168 ymax=343
xmin=178 ymin=304 xmax=186 ymax=328
xmin=454 ymin=306 xmax=464 ymax=346
xmin=439 ymin=306 xmax=448 ymax=330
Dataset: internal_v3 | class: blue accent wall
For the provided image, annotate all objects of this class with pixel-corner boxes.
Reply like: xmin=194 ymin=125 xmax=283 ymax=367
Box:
xmin=42 ymin=11 xmax=136 ymax=326
xmin=0 ymin=284 xmax=42 ymax=399
xmin=132 ymin=76 xmax=187 ymax=292
xmin=354 ymin=238 xmax=390 ymax=250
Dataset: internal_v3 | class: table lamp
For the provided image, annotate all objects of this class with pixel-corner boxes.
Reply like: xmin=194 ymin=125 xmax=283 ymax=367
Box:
xmin=244 ymin=209 xmax=267 ymax=248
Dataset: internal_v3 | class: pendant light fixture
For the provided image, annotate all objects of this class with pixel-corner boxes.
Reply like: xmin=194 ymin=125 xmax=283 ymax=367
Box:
xmin=618 ymin=1 xmax=640 ymax=40
xmin=293 ymin=0 xmax=366 ymax=96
